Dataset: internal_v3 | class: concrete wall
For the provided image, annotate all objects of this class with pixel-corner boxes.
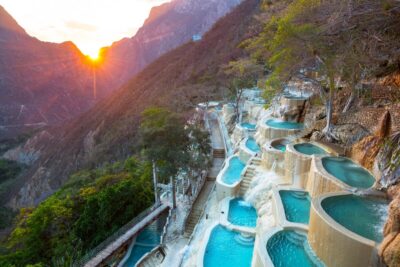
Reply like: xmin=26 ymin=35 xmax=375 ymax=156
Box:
xmin=308 ymin=193 xmax=378 ymax=267
xmin=306 ymin=157 xmax=350 ymax=198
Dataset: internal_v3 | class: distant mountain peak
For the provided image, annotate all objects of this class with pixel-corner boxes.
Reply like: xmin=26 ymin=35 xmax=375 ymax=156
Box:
xmin=0 ymin=5 xmax=27 ymax=35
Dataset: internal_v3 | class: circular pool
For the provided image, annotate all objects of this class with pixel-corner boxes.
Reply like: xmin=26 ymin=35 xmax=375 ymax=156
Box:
xmin=294 ymin=143 xmax=327 ymax=156
xmin=321 ymin=194 xmax=388 ymax=242
xmin=266 ymin=119 xmax=304 ymax=130
xmin=241 ymin=122 xmax=256 ymax=130
xmin=322 ymin=157 xmax=375 ymax=189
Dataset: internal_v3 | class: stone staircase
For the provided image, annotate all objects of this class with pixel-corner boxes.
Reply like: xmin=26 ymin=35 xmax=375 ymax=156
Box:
xmin=184 ymin=181 xmax=215 ymax=238
xmin=239 ymin=157 xmax=261 ymax=196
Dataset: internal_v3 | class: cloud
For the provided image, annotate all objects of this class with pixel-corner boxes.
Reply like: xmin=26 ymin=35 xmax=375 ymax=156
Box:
xmin=65 ymin=20 xmax=97 ymax=32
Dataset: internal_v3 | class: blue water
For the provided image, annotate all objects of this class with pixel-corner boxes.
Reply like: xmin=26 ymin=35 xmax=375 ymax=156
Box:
xmin=267 ymin=230 xmax=325 ymax=267
xmin=123 ymin=212 xmax=168 ymax=267
xmin=272 ymin=143 xmax=287 ymax=152
xmin=322 ymin=195 xmax=388 ymax=242
xmin=322 ymin=157 xmax=375 ymax=188
xmin=279 ymin=190 xmax=311 ymax=224
xmin=266 ymin=119 xmax=304 ymax=130
xmin=204 ymin=225 xmax=254 ymax=267
xmin=228 ymin=198 xmax=257 ymax=227
xmin=222 ymin=156 xmax=245 ymax=185
xmin=294 ymin=143 xmax=327 ymax=156
xmin=245 ymin=138 xmax=260 ymax=153
xmin=241 ymin=122 xmax=256 ymax=130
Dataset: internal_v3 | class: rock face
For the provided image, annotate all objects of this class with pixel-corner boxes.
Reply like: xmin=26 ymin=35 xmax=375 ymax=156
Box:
xmin=100 ymin=0 xmax=242 ymax=91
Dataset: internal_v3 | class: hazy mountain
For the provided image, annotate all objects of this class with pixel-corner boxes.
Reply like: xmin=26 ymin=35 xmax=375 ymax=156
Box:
xmin=0 ymin=6 xmax=96 ymax=138
xmin=5 ymin=0 xmax=260 ymax=208
xmin=0 ymin=0 xmax=242 ymax=139
xmin=94 ymin=0 xmax=242 ymax=90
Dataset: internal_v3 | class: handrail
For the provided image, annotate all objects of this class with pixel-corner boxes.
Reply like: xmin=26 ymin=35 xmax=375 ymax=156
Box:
xmin=73 ymin=203 xmax=162 ymax=267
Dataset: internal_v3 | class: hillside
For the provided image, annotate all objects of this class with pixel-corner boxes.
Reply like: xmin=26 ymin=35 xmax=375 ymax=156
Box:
xmin=0 ymin=6 xmax=95 ymax=138
xmin=5 ymin=0 xmax=262 ymax=208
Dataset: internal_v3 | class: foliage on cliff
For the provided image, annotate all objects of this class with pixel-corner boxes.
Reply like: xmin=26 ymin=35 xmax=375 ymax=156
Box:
xmin=0 ymin=157 xmax=154 ymax=267
xmin=245 ymin=0 xmax=400 ymax=139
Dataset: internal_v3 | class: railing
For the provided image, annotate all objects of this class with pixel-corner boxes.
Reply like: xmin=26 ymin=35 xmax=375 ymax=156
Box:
xmin=73 ymin=203 xmax=161 ymax=267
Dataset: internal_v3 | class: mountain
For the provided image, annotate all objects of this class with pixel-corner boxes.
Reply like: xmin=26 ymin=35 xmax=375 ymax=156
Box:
xmin=0 ymin=0 xmax=242 ymax=139
xmin=4 ymin=0 xmax=262 ymax=208
xmin=96 ymin=0 xmax=242 ymax=90
xmin=0 ymin=6 xmax=97 ymax=138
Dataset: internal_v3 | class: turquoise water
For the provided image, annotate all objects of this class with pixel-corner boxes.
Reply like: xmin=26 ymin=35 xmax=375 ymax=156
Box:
xmin=123 ymin=212 xmax=168 ymax=267
xmin=245 ymin=138 xmax=260 ymax=153
xmin=294 ymin=143 xmax=327 ymax=155
xmin=228 ymin=198 xmax=257 ymax=227
xmin=322 ymin=157 xmax=375 ymax=188
xmin=204 ymin=225 xmax=254 ymax=267
xmin=279 ymin=190 xmax=311 ymax=224
xmin=241 ymin=122 xmax=256 ymax=130
xmin=267 ymin=230 xmax=325 ymax=267
xmin=222 ymin=156 xmax=245 ymax=185
xmin=266 ymin=119 xmax=304 ymax=130
xmin=322 ymin=194 xmax=388 ymax=242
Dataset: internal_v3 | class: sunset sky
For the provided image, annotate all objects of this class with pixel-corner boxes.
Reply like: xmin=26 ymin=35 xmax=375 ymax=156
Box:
xmin=0 ymin=0 xmax=170 ymax=58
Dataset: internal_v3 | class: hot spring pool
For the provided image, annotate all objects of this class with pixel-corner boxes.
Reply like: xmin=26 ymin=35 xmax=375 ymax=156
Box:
xmin=228 ymin=198 xmax=257 ymax=227
xmin=204 ymin=225 xmax=254 ymax=267
xmin=322 ymin=157 xmax=375 ymax=189
xmin=279 ymin=190 xmax=311 ymax=224
xmin=123 ymin=212 xmax=168 ymax=267
xmin=221 ymin=156 xmax=245 ymax=185
xmin=267 ymin=230 xmax=324 ymax=267
xmin=266 ymin=119 xmax=304 ymax=130
xmin=322 ymin=194 xmax=388 ymax=242
xmin=241 ymin=122 xmax=256 ymax=130
xmin=245 ymin=138 xmax=260 ymax=153
xmin=294 ymin=143 xmax=326 ymax=156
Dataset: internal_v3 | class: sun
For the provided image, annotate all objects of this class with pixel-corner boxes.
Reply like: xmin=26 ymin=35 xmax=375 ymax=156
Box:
xmin=87 ymin=50 xmax=100 ymax=62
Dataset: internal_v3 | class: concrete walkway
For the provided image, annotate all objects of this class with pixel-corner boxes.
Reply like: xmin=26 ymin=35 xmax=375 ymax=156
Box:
xmin=84 ymin=204 xmax=169 ymax=267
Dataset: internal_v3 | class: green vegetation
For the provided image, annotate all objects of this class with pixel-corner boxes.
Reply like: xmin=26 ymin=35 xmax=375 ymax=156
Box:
xmin=139 ymin=107 xmax=211 ymax=208
xmin=0 ymin=157 xmax=154 ymax=267
xmin=246 ymin=0 xmax=400 ymax=140
xmin=0 ymin=159 xmax=23 ymax=229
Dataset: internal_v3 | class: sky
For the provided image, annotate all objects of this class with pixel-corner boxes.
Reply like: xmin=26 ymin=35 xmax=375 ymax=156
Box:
xmin=0 ymin=0 xmax=170 ymax=58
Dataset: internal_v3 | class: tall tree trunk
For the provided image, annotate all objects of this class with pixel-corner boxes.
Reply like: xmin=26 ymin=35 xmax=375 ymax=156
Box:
xmin=342 ymin=91 xmax=355 ymax=113
xmin=170 ymin=176 xmax=177 ymax=209
xmin=323 ymin=75 xmax=336 ymax=141
xmin=152 ymin=161 xmax=159 ymax=206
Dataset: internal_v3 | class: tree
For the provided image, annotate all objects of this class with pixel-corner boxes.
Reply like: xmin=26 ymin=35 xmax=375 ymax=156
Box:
xmin=223 ymin=58 xmax=264 ymax=122
xmin=247 ymin=0 xmax=400 ymax=140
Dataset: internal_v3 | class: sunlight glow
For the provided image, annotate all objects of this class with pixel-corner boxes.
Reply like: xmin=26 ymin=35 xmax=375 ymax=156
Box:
xmin=0 ymin=0 xmax=170 ymax=55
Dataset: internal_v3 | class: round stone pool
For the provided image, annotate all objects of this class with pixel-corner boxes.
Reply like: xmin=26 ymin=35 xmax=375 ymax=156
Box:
xmin=321 ymin=157 xmax=375 ymax=189
xmin=294 ymin=143 xmax=327 ymax=156
xmin=266 ymin=119 xmax=304 ymax=130
xmin=321 ymin=194 xmax=388 ymax=242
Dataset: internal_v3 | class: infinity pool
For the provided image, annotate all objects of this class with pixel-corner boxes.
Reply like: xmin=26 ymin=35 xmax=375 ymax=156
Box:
xmin=228 ymin=198 xmax=257 ymax=227
xmin=322 ymin=194 xmax=388 ymax=242
xmin=221 ymin=156 xmax=245 ymax=185
xmin=123 ymin=212 xmax=168 ymax=267
xmin=322 ymin=157 xmax=375 ymax=188
xmin=294 ymin=143 xmax=327 ymax=156
xmin=279 ymin=190 xmax=311 ymax=224
xmin=267 ymin=230 xmax=325 ymax=267
xmin=266 ymin=119 xmax=304 ymax=130
xmin=241 ymin=122 xmax=256 ymax=130
xmin=245 ymin=138 xmax=260 ymax=153
xmin=204 ymin=225 xmax=254 ymax=267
